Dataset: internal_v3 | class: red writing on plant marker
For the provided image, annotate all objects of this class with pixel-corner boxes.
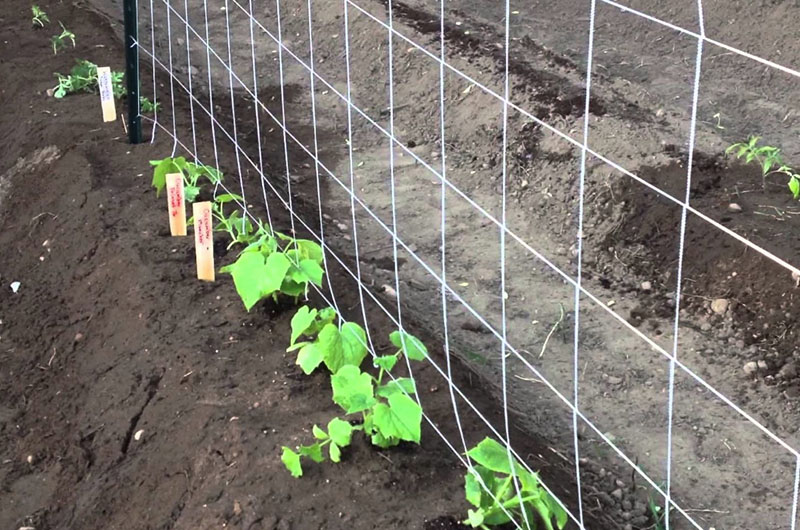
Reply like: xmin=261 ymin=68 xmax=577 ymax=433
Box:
xmin=193 ymin=202 xmax=215 ymax=281
xmin=197 ymin=213 xmax=212 ymax=246
xmin=165 ymin=173 xmax=187 ymax=236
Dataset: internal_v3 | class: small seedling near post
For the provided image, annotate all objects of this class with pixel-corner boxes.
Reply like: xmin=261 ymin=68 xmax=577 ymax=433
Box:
xmin=51 ymin=23 xmax=75 ymax=54
xmin=139 ymin=97 xmax=160 ymax=114
xmin=31 ymin=5 xmax=49 ymax=27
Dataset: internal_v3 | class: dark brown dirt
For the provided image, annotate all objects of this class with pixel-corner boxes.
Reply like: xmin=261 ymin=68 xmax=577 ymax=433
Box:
xmin=0 ymin=2 xmax=596 ymax=529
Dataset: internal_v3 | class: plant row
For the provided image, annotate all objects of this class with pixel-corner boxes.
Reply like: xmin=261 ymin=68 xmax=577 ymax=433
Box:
xmin=31 ymin=4 xmax=158 ymax=110
xmin=147 ymin=156 xmax=568 ymax=530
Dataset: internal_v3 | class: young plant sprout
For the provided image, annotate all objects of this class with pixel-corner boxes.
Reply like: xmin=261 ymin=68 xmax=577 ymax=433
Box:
xmin=139 ymin=97 xmax=160 ymax=114
xmin=726 ymin=136 xmax=800 ymax=198
xmin=31 ymin=5 xmax=49 ymax=27
xmin=51 ymin=23 xmax=76 ymax=54
xmin=53 ymin=60 xmax=124 ymax=99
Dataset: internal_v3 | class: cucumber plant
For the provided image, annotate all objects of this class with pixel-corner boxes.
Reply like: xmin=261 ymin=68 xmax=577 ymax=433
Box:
xmin=149 ymin=156 xmax=223 ymax=201
xmin=726 ymin=136 xmax=800 ymax=198
xmin=139 ymin=97 xmax=160 ymax=114
xmin=282 ymin=316 xmax=428 ymax=477
xmin=53 ymin=60 xmax=124 ymax=100
xmin=219 ymin=231 xmax=324 ymax=309
xmin=32 ymin=5 xmax=49 ymax=27
xmin=51 ymin=23 xmax=75 ymax=54
xmin=463 ymin=437 xmax=568 ymax=530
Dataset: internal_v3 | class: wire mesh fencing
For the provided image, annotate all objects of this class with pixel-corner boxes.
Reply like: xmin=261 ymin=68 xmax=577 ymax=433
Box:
xmin=131 ymin=0 xmax=800 ymax=528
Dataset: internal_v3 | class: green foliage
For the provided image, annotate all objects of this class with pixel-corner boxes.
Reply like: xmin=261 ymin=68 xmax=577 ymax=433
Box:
xmin=51 ymin=22 xmax=75 ymax=54
xmin=139 ymin=97 xmax=160 ymax=114
xmin=648 ymin=488 xmax=667 ymax=530
xmin=148 ymin=156 xmax=222 ymax=199
xmin=463 ymin=438 xmax=567 ymax=530
xmin=282 ymin=323 xmax=429 ymax=477
xmin=726 ymin=136 xmax=800 ymax=198
xmin=53 ymin=60 xmax=124 ymax=100
xmin=288 ymin=306 xmax=367 ymax=374
xmin=32 ymin=5 xmax=49 ymax=27
xmin=219 ymin=232 xmax=324 ymax=310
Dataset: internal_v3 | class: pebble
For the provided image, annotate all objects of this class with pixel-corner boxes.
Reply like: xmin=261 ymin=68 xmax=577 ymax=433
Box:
xmin=779 ymin=362 xmax=798 ymax=379
xmin=743 ymin=361 xmax=758 ymax=376
xmin=757 ymin=360 xmax=768 ymax=371
xmin=728 ymin=202 xmax=743 ymax=212
xmin=640 ymin=281 xmax=652 ymax=291
xmin=134 ymin=429 xmax=145 ymax=441
xmin=606 ymin=375 xmax=623 ymax=385
xmin=74 ymin=332 xmax=84 ymax=342
xmin=611 ymin=488 xmax=623 ymax=500
xmin=382 ymin=285 xmax=397 ymax=299
xmin=710 ymin=298 xmax=729 ymax=315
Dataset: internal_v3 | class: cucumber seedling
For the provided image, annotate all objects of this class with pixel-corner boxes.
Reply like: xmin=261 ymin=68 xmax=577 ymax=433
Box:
xmin=726 ymin=136 xmax=800 ymax=198
xmin=139 ymin=97 xmax=160 ymax=114
xmin=282 ymin=316 xmax=428 ymax=477
xmin=149 ymin=156 xmax=223 ymax=201
xmin=51 ymin=23 xmax=75 ymax=54
xmin=463 ymin=437 xmax=568 ymax=530
xmin=219 ymin=231 xmax=324 ymax=309
xmin=31 ymin=5 xmax=49 ymax=27
xmin=53 ymin=60 xmax=124 ymax=100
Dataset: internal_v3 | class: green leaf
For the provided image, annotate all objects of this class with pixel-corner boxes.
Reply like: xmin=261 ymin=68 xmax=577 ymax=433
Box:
xmin=465 ymin=471 xmax=484 ymax=508
xmin=327 ymin=417 xmax=353 ymax=447
xmin=184 ymin=184 xmax=201 ymax=203
xmin=220 ymin=251 xmax=291 ymax=311
xmin=298 ymin=259 xmax=324 ymax=286
xmin=151 ymin=158 xmax=179 ymax=197
xmin=295 ymin=239 xmax=323 ymax=262
xmin=373 ymin=354 xmax=399 ymax=372
xmin=312 ymin=425 xmax=328 ymax=440
xmin=263 ymin=252 xmax=292 ymax=296
xmin=318 ymin=323 xmax=345 ymax=373
xmin=390 ymin=330 xmax=428 ymax=361
xmin=372 ymin=392 xmax=422 ymax=443
xmin=465 ymin=508 xmax=485 ymax=527
xmin=789 ymin=177 xmax=800 ymax=199
xmin=281 ymin=447 xmax=302 ymax=478
xmin=546 ymin=493 xmax=569 ymax=530
xmin=466 ymin=437 xmax=514 ymax=474
xmin=215 ymin=193 xmax=241 ymax=204
xmin=329 ymin=441 xmax=342 ymax=463
xmin=296 ymin=343 xmax=325 ymax=375
xmin=340 ymin=322 xmax=368 ymax=368
xmin=331 ymin=365 xmax=376 ymax=414
xmin=376 ymin=377 xmax=416 ymax=398
xmin=299 ymin=443 xmax=324 ymax=463
xmin=220 ymin=252 xmax=266 ymax=311
xmin=290 ymin=306 xmax=318 ymax=346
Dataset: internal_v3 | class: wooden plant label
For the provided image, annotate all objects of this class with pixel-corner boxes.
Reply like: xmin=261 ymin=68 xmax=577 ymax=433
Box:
xmin=165 ymin=173 xmax=187 ymax=236
xmin=96 ymin=67 xmax=117 ymax=122
xmin=193 ymin=202 xmax=215 ymax=282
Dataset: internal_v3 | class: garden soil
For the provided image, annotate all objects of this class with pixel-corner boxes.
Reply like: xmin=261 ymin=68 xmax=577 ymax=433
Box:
xmin=5 ymin=0 xmax=800 ymax=529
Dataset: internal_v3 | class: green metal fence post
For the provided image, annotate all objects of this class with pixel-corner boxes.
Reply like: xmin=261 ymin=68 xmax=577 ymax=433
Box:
xmin=123 ymin=0 xmax=142 ymax=144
